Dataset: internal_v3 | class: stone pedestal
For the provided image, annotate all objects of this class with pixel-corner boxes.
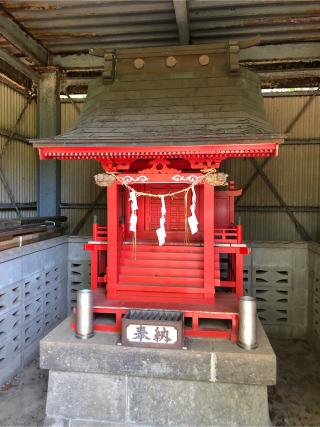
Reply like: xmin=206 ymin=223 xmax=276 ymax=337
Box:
xmin=40 ymin=318 xmax=276 ymax=426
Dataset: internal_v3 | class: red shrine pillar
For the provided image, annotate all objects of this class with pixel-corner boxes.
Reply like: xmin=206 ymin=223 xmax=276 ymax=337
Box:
xmin=107 ymin=181 xmax=120 ymax=297
xmin=203 ymin=182 xmax=215 ymax=302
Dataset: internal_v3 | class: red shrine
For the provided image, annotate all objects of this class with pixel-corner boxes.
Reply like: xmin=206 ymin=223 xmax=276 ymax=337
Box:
xmin=34 ymin=43 xmax=283 ymax=342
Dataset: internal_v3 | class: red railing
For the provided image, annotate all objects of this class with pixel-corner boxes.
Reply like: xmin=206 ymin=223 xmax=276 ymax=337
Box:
xmin=92 ymin=225 xmax=243 ymax=244
xmin=214 ymin=225 xmax=242 ymax=244
xmin=93 ymin=224 xmax=108 ymax=241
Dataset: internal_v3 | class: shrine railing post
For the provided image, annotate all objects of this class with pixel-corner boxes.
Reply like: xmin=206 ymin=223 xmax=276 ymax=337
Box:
xmin=107 ymin=181 xmax=120 ymax=296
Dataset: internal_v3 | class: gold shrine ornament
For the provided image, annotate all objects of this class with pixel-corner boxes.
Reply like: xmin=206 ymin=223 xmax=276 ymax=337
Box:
xmin=205 ymin=172 xmax=228 ymax=186
xmin=94 ymin=173 xmax=116 ymax=187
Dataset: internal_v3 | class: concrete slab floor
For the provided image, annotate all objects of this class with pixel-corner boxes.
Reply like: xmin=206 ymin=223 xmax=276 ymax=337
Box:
xmin=0 ymin=339 xmax=319 ymax=427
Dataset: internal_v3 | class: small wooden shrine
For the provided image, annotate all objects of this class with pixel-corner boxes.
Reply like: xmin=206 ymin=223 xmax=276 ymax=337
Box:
xmin=34 ymin=43 xmax=283 ymax=342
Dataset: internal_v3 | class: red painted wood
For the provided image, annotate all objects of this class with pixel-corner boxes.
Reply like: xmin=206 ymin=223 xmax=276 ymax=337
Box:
xmin=119 ymin=266 xmax=204 ymax=278
xmin=121 ymin=244 xmax=204 ymax=252
xmin=120 ymin=250 xmax=204 ymax=261
xmin=118 ymin=274 xmax=203 ymax=286
xmin=107 ymin=183 xmax=120 ymax=292
xmin=120 ymin=258 xmax=204 ymax=269
xmin=80 ymin=165 xmax=251 ymax=341
xmin=203 ymin=183 xmax=215 ymax=301
xmin=39 ymin=141 xmax=281 ymax=161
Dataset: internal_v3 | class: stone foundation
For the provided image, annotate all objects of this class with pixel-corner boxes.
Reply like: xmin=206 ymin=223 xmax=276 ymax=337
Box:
xmin=40 ymin=318 xmax=276 ymax=426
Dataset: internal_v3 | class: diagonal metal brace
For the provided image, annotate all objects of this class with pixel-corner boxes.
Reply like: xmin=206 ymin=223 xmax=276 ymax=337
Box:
xmin=249 ymin=158 xmax=311 ymax=240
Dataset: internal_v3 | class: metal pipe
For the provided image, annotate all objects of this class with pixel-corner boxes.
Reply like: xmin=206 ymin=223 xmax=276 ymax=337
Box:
xmin=75 ymin=289 xmax=94 ymax=339
xmin=237 ymin=296 xmax=258 ymax=350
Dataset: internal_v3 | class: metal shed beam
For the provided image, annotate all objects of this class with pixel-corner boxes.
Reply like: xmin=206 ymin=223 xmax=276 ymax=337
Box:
xmin=0 ymin=47 xmax=39 ymax=81
xmin=0 ymin=9 xmax=48 ymax=65
xmin=173 ymin=0 xmax=190 ymax=44
xmin=240 ymin=42 xmax=320 ymax=63
xmin=37 ymin=69 xmax=61 ymax=217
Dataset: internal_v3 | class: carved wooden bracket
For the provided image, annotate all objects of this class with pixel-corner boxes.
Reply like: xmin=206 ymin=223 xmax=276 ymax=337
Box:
xmin=139 ymin=159 xmax=181 ymax=174
xmin=103 ymin=51 xmax=116 ymax=81
xmin=228 ymin=41 xmax=240 ymax=72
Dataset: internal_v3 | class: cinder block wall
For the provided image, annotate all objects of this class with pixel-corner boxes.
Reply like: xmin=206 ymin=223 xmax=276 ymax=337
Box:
xmin=0 ymin=237 xmax=68 ymax=386
xmin=244 ymin=242 xmax=309 ymax=339
xmin=308 ymin=243 xmax=320 ymax=355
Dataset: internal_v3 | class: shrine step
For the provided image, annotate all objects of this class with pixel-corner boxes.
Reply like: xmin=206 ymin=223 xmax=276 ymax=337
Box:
xmin=118 ymin=275 xmax=204 ymax=286
xmin=119 ymin=266 xmax=204 ymax=278
xmin=121 ymin=244 xmax=204 ymax=253
xmin=120 ymin=258 xmax=204 ymax=269
xmin=121 ymin=251 xmax=204 ymax=261
xmin=118 ymin=243 xmax=220 ymax=294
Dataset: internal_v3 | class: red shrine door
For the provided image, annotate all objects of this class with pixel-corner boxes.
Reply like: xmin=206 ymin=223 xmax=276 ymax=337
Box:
xmin=124 ymin=184 xmax=203 ymax=243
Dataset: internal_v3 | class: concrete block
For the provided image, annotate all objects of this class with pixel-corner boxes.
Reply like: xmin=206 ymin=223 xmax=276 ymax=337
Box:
xmin=252 ymin=247 xmax=292 ymax=267
xmin=292 ymin=268 xmax=308 ymax=288
xmin=44 ymin=417 xmax=70 ymax=427
xmin=70 ymin=419 xmax=131 ymax=427
xmin=23 ymin=337 xmax=41 ymax=366
xmin=0 ymin=258 xmax=22 ymax=286
xmin=253 ymin=286 xmax=292 ymax=306
xmin=46 ymin=371 xmax=126 ymax=423
xmin=23 ymin=314 xmax=43 ymax=348
xmin=22 ymin=252 xmax=44 ymax=277
xmin=292 ymin=287 xmax=308 ymax=308
xmin=252 ymin=267 xmax=291 ymax=288
xmin=313 ymin=253 xmax=320 ymax=275
xmin=22 ymin=272 xmax=44 ymax=300
xmin=312 ymin=272 xmax=320 ymax=297
xmin=40 ymin=319 xmax=276 ymax=386
xmin=263 ymin=324 xmax=293 ymax=338
xmin=128 ymin=376 xmax=270 ymax=426
xmin=243 ymin=266 xmax=251 ymax=291
xmin=68 ymin=241 xmax=91 ymax=260
xmin=0 ymin=307 xmax=21 ymax=342
xmin=257 ymin=305 xmax=289 ymax=325
xmin=293 ymin=248 xmax=309 ymax=270
xmin=23 ymin=294 xmax=44 ymax=324
xmin=243 ymin=252 xmax=251 ymax=267
xmin=44 ymin=268 xmax=60 ymax=288
xmin=0 ymin=282 xmax=22 ymax=316
xmin=43 ymin=245 xmax=68 ymax=269
xmin=68 ymin=261 xmax=91 ymax=281
xmin=0 ymin=333 xmax=22 ymax=370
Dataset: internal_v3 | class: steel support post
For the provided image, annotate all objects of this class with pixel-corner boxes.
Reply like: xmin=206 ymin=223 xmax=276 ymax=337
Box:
xmin=37 ymin=69 xmax=61 ymax=216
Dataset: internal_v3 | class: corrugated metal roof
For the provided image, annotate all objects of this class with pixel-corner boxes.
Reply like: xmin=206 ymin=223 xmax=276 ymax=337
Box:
xmin=1 ymin=1 xmax=320 ymax=56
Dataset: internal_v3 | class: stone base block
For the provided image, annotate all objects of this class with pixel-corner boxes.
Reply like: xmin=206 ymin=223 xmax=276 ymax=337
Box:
xmin=41 ymin=318 xmax=276 ymax=427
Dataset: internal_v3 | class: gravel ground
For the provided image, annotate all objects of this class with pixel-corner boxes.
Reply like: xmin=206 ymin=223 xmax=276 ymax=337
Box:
xmin=0 ymin=339 xmax=319 ymax=427
xmin=269 ymin=338 xmax=320 ymax=427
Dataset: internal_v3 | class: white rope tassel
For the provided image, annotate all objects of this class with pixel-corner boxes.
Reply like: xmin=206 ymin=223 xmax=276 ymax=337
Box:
xmin=188 ymin=186 xmax=199 ymax=235
xmin=156 ymin=196 xmax=166 ymax=246
xmin=129 ymin=190 xmax=138 ymax=233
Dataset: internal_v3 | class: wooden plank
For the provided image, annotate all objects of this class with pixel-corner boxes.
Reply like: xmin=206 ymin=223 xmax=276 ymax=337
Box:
xmin=0 ymin=229 xmax=60 ymax=251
